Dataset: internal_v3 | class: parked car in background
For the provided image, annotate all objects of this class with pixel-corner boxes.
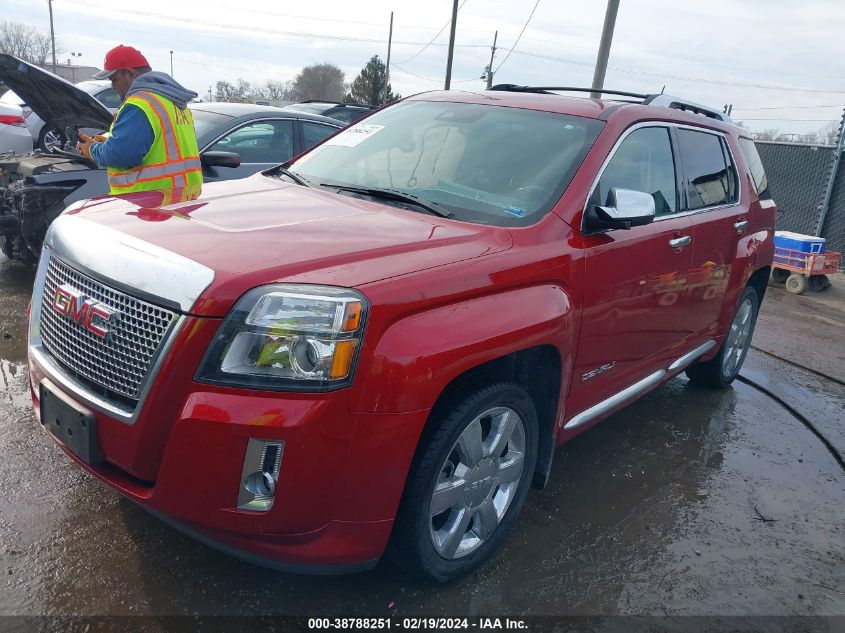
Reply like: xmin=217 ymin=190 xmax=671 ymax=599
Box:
xmin=0 ymin=54 xmax=344 ymax=263
xmin=1 ymin=79 xmax=120 ymax=152
xmin=26 ymin=85 xmax=776 ymax=581
xmin=283 ymin=100 xmax=377 ymax=124
xmin=0 ymin=100 xmax=32 ymax=155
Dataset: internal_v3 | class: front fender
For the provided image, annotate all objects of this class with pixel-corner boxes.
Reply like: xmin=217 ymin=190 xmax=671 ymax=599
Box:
xmin=355 ymin=284 xmax=574 ymax=414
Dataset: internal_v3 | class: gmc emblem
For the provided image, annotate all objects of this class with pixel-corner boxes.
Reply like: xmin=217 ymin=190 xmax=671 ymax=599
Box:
xmin=52 ymin=284 xmax=118 ymax=339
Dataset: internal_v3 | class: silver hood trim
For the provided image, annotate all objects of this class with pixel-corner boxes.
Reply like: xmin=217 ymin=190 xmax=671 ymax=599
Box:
xmin=45 ymin=214 xmax=215 ymax=312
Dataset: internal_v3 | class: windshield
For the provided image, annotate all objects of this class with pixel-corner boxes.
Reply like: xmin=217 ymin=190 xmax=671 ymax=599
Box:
xmin=189 ymin=108 xmax=234 ymax=141
xmin=289 ymin=100 xmax=603 ymax=227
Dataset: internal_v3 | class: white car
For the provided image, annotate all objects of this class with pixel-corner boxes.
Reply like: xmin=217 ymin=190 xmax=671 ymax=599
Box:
xmin=0 ymin=101 xmax=33 ymax=155
xmin=0 ymin=79 xmax=119 ymax=151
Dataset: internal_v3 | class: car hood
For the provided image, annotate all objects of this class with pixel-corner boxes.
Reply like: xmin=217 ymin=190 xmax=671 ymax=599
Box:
xmin=0 ymin=54 xmax=113 ymax=132
xmin=51 ymin=175 xmax=513 ymax=316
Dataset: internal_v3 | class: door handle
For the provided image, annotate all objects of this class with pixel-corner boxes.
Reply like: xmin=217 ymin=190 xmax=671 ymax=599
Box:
xmin=669 ymin=236 xmax=691 ymax=249
xmin=734 ymin=220 xmax=749 ymax=234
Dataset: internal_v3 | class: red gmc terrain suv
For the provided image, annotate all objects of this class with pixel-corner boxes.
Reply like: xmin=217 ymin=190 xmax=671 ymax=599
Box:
xmin=28 ymin=85 xmax=776 ymax=581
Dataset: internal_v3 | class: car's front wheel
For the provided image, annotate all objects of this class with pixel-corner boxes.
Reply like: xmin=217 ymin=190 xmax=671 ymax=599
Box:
xmin=391 ymin=382 xmax=538 ymax=582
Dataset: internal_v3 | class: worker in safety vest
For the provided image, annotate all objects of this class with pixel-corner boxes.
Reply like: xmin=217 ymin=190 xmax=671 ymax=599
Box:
xmin=78 ymin=45 xmax=202 ymax=195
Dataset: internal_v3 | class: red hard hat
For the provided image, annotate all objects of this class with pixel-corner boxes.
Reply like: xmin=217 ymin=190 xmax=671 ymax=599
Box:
xmin=92 ymin=45 xmax=149 ymax=79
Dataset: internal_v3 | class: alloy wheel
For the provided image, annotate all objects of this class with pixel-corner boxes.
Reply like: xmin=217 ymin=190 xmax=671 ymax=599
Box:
xmin=42 ymin=128 xmax=63 ymax=152
xmin=428 ymin=406 xmax=526 ymax=560
xmin=722 ymin=297 xmax=754 ymax=377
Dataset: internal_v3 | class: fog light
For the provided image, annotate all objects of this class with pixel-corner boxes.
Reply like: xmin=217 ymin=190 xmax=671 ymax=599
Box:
xmin=237 ymin=438 xmax=284 ymax=512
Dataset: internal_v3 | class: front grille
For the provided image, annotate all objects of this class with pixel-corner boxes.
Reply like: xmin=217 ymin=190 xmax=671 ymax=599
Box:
xmin=39 ymin=254 xmax=178 ymax=403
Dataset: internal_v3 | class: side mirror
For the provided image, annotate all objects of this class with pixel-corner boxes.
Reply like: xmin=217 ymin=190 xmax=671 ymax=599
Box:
xmin=201 ymin=151 xmax=241 ymax=168
xmin=584 ymin=188 xmax=656 ymax=232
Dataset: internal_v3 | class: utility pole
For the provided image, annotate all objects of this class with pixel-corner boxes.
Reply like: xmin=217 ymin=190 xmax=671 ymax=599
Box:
xmin=208 ymin=85 xmax=213 ymax=102
xmin=71 ymin=52 xmax=81 ymax=83
xmin=385 ymin=11 xmax=393 ymax=104
xmin=444 ymin=0 xmax=459 ymax=90
xmin=47 ymin=0 xmax=57 ymax=73
xmin=170 ymin=50 xmax=174 ymax=77
xmin=590 ymin=0 xmax=620 ymax=99
xmin=484 ymin=30 xmax=498 ymax=89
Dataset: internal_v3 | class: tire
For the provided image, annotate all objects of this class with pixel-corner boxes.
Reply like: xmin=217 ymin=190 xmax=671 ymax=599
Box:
xmin=390 ymin=382 xmax=538 ymax=582
xmin=808 ymin=274 xmax=831 ymax=292
xmin=785 ymin=273 xmax=807 ymax=295
xmin=770 ymin=268 xmax=789 ymax=284
xmin=686 ymin=285 xmax=759 ymax=389
xmin=37 ymin=124 xmax=65 ymax=152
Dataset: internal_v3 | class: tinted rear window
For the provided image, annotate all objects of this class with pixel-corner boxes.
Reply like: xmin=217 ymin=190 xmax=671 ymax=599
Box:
xmin=676 ymin=129 xmax=737 ymax=210
xmin=738 ymin=137 xmax=771 ymax=200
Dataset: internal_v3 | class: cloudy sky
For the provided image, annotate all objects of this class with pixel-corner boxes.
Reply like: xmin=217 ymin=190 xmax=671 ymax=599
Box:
xmin=7 ymin=0 xmax=845 ymax=135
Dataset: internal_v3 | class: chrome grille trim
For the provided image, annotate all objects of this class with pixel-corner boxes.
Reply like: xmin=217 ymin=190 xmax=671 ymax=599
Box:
xmin=38 ymin=253 xmax=178 ymax=405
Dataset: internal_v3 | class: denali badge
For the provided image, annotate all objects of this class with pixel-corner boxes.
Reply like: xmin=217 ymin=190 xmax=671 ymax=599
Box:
xmin=53 ymin=284 xmax=118 ymax=339
xmin=582 ymin=361 xmax=615 ymax=382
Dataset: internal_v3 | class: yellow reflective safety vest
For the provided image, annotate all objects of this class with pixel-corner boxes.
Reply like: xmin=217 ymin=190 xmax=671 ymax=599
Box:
xmin=106 ymin=90 xmax=202 ymax=195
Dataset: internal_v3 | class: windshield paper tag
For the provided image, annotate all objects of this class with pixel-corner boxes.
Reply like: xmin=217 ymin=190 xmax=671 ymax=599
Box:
xmin=505 ymin=207 xmax=527 ymax=218
xmin=324 ymin=124 xmax=385 ymax=147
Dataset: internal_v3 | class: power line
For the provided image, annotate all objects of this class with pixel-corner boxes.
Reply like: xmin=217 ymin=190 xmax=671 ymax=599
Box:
xmin=735 ymin=118 xmax=838 ymax=122
xmin=733 ymin=105 xmax=844 ymax=111
xmin=390 ymin=62 xmax=475 ymax=84
xmin=395 ymin=0 xmax=469 ymax=65
xmin=494 ymin=0 xmax=540 ymax=73
xmin=69 ymin=0 xmax=490 ymax=50
xmin=504 ymin=48 xmax=845 ymax=94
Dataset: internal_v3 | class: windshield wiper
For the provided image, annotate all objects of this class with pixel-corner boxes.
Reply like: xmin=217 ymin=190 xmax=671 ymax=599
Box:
xmin=322 ymin=184 xmax=454 ymax=218
xmin=275 ymin=167 xmax=310 ymax=187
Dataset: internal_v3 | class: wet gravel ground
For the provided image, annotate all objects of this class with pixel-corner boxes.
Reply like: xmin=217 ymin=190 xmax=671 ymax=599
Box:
xmin=1 ymin=253 xmax=843 ymax=625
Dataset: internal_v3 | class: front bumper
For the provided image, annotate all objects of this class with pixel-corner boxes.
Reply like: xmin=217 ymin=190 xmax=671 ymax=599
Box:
xmin=29 ymin=355 xmax=430 ymax=571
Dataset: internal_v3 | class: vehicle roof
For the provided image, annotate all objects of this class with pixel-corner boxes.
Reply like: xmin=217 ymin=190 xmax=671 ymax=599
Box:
xmin=75 ymin=80 xmax=111 ymax=90
xmin=407 ymin=90 xmax=741 ymax=135
xmin=286 ymin=101 xmax=373 ymax=109
xmin=190 ymin=101 xmax=342 ymax=124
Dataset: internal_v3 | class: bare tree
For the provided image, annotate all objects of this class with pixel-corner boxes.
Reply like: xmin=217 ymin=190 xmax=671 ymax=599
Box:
xmin=818 ymin=120 xmax=841 ymax=145
xmin=292 ymin=63 xmax=345 ymax=102
xmin=214 ymin=80 xmax=236 ymax=101
xmin=264 ymin=79 xmax=295 ymax=101
xmin=749 ymin=128 xmax=785 ymax=142
xmin=214 ymin=78 xmax=252 ymax=102
xmin=796 ymin=131 xmax=820 ymax=145
xmin=0 ymin=20 xmax=58 ymax=66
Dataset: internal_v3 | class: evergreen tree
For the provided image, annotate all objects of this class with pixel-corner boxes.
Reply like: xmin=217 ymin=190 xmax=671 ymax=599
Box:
xmin=346 ymin=56 xmax=400 ymax=105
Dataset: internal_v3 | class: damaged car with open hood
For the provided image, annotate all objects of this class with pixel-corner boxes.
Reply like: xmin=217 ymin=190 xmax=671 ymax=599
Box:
xmin=0 ymin=54 xmax=344 ymax=263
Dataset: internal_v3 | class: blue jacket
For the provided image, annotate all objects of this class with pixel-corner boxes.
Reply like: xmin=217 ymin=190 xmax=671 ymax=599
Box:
xmin=89 ymin=72 xmax=198 ymax=170
xmin=89 ymin=104 xmax=153 ymax=169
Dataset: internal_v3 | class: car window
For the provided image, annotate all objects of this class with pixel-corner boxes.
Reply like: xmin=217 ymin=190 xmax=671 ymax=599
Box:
xmin=94 ymin=88 xmax=121 ymax=109
xmin=676 ymin=129 xmax=735 ymax=210
xmin=302 ymin=122 xmax=338 ymax=148
xmin=209 ymin=119 xmax=295 ymax=164
xmin=191 ymin=109 xmax=234 ymax=141
xmin=324 ymin=107 xmax=360 ymax=124
xmin=594 ymin=126 xmax=677 ymax=216
xmin=738 ymin=137 xmax=771 ymax=200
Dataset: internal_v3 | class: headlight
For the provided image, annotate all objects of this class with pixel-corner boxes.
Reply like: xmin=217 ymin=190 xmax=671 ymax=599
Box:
xmin=196 ymin=284 xmax=368 ymax=391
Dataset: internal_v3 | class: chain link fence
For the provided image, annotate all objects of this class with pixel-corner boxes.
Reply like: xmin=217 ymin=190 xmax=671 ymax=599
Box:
xmin=755 ymin=131 xmax=845 ymax=260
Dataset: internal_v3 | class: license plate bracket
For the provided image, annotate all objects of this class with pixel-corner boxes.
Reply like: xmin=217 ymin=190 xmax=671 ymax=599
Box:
xmin=39 ymin=380 xmax=101 ymax=466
